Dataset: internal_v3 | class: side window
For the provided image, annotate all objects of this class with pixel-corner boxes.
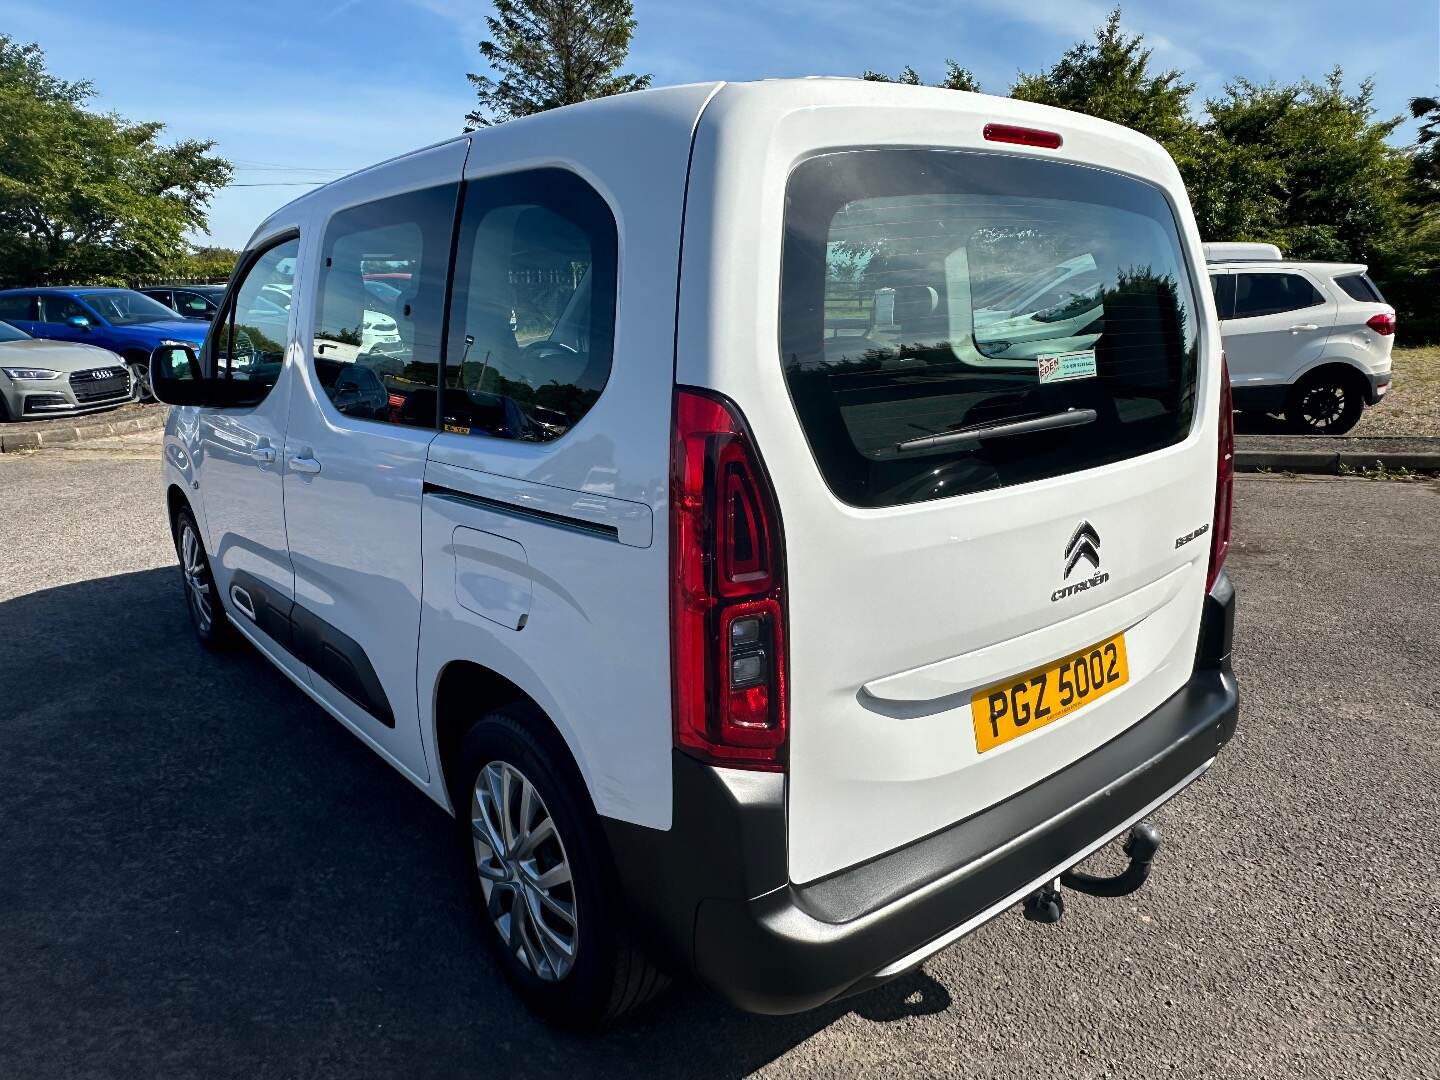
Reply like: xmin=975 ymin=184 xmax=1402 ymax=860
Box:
xmin=211 ymin=236 xmax=301 ymax=397
xmin=444 ymin=169 xmax=618 ymax=442
xmin=174 ymin=290 xmax=212 ymax=318
xmin=1232 ymin=273 xmax=1325 ymax=319
xmin=1209 ymin=273 xmax=1236 ymax=320
xmin=39 ymin=295 xmax=92 ymax=323
xmin=0 ymin=294 xmax=35 ymax=320
xmin=1334 ymin=273 xmax=1384 ymax=304
xmin=312 ymin=184 xmax=456 ymax=427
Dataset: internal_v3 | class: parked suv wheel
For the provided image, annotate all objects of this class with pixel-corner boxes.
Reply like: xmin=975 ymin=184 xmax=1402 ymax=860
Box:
xmin=1286 ymin=370 xmax=1364 ymax=435
xmin=455 ymin=704 xmax=666 ymax=1027
xmin=173 ymin=508 xmax=234 ymax=649
xmin=126 ymin=354 xmax=155 ymax=403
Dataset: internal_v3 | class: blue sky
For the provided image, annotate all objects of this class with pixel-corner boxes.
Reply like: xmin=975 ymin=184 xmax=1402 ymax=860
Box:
xmin=4 ymin=0 xmax=1436 ymax=247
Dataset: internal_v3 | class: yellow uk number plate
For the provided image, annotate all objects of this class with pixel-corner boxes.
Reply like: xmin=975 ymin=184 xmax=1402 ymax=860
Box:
xmin=971 ymin=634 xmax=1129 ymax=754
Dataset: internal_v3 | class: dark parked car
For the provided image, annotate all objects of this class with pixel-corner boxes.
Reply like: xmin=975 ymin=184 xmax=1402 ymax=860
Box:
xmin=0 ymin=287 xmax=208 ymax=401
xmin=140 ymin=284 xmax=228 ymax=321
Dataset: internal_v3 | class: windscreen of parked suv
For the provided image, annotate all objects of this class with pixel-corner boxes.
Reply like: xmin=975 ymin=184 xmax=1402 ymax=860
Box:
xmin=779 ymin=149 xmax=1201 ymax=508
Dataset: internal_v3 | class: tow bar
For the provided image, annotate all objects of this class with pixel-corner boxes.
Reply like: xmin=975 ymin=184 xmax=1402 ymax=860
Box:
xmin=1022 ymin=822 xmax=1161 ymax=924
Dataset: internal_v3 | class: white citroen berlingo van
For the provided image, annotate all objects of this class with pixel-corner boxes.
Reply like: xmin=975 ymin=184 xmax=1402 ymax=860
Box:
xmin=150 ymin=79 xmax=1240 ymax=1026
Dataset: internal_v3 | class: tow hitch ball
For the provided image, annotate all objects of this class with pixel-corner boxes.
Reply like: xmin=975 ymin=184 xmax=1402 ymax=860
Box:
xmin=1022 ymin=822 xmax=1162 ymax=924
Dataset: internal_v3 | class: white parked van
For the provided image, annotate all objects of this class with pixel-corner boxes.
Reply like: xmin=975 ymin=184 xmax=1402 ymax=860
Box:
xmin=149 ymin=79 xmax=1239 ymax=1026
xmin=1205 ymin=246 xmax=1396 ymax=433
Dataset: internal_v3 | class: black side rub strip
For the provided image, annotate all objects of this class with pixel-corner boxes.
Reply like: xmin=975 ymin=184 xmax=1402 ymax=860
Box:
xmin=422 ymin=481 xmax=619 ymax=541
xmin=227 ymin=570 xmax=395 ymax=728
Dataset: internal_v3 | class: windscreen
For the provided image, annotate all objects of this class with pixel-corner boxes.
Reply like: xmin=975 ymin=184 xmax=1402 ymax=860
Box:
xmin=780 ymin=149 xmax=1201 ymax=508
xmin=80 ymin=290 xmax=180 ymax=325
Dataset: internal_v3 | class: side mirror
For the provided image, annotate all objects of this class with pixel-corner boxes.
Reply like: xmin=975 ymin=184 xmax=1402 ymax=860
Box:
xmin=66 ymin=315 xmax=91 ymax=330
xmin=148 ymin=344 xmax=266 ymax=408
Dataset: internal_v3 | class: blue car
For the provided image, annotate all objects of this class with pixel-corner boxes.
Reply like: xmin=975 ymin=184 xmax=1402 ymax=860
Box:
xmin=0 ymin=287 xmax=209 ymax=401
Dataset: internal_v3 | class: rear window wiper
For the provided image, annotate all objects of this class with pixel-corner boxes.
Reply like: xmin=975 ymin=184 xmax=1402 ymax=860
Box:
xmin=894 ymin=407 xmax=1097 ymax=453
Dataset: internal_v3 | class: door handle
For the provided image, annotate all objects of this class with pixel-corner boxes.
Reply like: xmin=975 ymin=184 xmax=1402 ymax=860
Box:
xmin=1288 ymin=323 xmax=1319 ymax=333
xmin=250 ymin=446 xmax=276 ymax=465
xmin=287 ymin=450 xmax=322 ymax=475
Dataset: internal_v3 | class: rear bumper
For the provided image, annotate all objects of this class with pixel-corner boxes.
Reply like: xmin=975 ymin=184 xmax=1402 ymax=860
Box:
xmin=1364 ymin=369 xmax=1392 ymax=406
xmin=604 ymin=574 xmax=1239 ymax=1015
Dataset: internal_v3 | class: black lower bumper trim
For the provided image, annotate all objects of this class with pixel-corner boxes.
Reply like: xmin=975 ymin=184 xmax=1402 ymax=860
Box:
xmin=604 ymin=576 xmax=1239 ymax=1015
xmin=1364 ymin=370 xmax=1392 ymax=406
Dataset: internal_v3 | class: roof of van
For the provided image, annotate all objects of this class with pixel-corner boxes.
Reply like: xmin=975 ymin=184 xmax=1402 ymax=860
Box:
xmin=253 ymin=78 xmax=1174 ymax=241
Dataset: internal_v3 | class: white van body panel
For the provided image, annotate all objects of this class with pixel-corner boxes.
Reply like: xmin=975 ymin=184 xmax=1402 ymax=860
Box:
xmin=281 ymin=138 xmax=471 ymax=783
xmin=416 ymin=83 xmax=722 ymax=828
xmin=677 ymin=81 xmax=1223 ymax=884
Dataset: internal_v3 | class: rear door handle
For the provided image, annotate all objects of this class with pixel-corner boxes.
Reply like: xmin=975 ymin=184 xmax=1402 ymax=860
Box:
xmin=287 ymin=450 xmax=322 ymax=475
xmin=1288 ymin=323 xmax=1319 ymax=333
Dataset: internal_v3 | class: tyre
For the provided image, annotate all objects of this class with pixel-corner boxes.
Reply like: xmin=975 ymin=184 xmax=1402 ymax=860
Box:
xmin=1285 ymin=370 xmax=1364 ymax=435
xmin=126 ymin=354 xmax=155 ymax=403
xmin=456 ymin=704 xmax=666 ymax=1027
xmin=173 ymin=507 xmax=235 ymax=649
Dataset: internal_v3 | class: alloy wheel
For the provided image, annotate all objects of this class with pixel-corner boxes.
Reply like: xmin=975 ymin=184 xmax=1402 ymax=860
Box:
xmin=179 ymin=522 xmax=213 ymax=633
xmin=130 ymin=362 xmax=155 ymax=403
xmin=1299 ymin=382 xmax=1346 ymax=431
xmin=470 ymin=760 xmax=579 ymax=981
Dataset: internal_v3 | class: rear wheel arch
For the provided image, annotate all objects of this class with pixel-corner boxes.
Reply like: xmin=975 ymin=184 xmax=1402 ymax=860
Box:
xmin=1293 ymin=360 xmax=1370 ymax=393
xmin=432 ymin=660 xmax=593 ymax=819
xmin=166 ymin=484 xmax=192 ymax=540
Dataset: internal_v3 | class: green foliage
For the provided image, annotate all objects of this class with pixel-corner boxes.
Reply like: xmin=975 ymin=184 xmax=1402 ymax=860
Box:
xmin=1010 ymin=9 xmax=1193 ymax=144
xmin=174 ymin=245 xmax=240 ymax=283
xmin=863 ymin=60 xmax=979 ymax=92
xmin=1410 ymin=95 xmax=1440 ymax=196
xmin=861 ymin=7 xmax=1440 ymax=341
xmin=465 ymin=0 xmax=651 ymax=128
xmin=1191 ymin=73 xmax=1410 ymax=262
xmin=0 ymin=35 xmax=232 ymax=287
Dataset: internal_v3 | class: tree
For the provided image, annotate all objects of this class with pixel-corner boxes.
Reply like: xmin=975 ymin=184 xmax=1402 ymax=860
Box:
xmin=1193 ymin=72 xmax=1412 ymax=263
xmin=1010 ymin=8 xmax=1194 ymax=145
xmin=862 ymin=60 xmax=979 ymax=92
xmin=175 ymin=245 xmax=241 ymax=282
xmin=0 ymin=36 xmax=231 ymax=287
xmin=465 ymin=0 xmax=651 ymax=128
xmin=1410 ymin=95 xmax=1440 ymax=193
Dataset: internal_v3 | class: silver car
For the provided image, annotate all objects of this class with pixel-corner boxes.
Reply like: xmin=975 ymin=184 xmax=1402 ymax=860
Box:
xmin=0 ymin=319 xmax=133 ymax=421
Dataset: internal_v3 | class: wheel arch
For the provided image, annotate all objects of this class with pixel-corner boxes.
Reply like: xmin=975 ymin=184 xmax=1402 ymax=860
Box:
xmin=166 ymin=483 xmax=192 ymax=539
xmin=1291 ymin=358 xmax=1371 ymax=392
xmin=431 ymin=659 xmax=594 ymax=820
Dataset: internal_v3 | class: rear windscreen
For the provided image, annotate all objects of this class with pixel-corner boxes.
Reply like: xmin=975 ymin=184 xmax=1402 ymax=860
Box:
xmin=779 ymin=149 xmax=1201 ymax=508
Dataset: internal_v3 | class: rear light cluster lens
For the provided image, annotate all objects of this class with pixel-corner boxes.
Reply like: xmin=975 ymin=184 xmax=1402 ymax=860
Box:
xmin=1366 ymin=312 xmax=1396 ymax=336
xmin=1207 ymin=356 xmax=1234 ymax=592
xmin=983 ymin=123 xmax=1063 ymax=149
xmin=671 ymin=388 xmax=787 ymax=770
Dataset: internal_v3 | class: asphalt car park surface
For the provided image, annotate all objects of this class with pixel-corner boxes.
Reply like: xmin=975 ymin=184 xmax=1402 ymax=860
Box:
xmin=2 ymin=442 xmax=1437 ymax=1080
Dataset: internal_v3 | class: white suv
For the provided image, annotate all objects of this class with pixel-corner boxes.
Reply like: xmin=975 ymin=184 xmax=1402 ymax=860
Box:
xmin=1205 ymin=243 xmax=1396 ymax=434
xmin=149 ymin=80 xmax=1239 ymax=1026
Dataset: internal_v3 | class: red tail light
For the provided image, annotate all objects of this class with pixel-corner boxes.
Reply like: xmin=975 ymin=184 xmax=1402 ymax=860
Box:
xmin=671 ymin=388 xmax=787 ymax=771
xmin=1366 ymin=312 xmax=1396 ymax=336
xmin=983 ymin=123 xmax=1063 ymax=149
xmin=1208 ymin=357 xmax=1234 ymax=592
